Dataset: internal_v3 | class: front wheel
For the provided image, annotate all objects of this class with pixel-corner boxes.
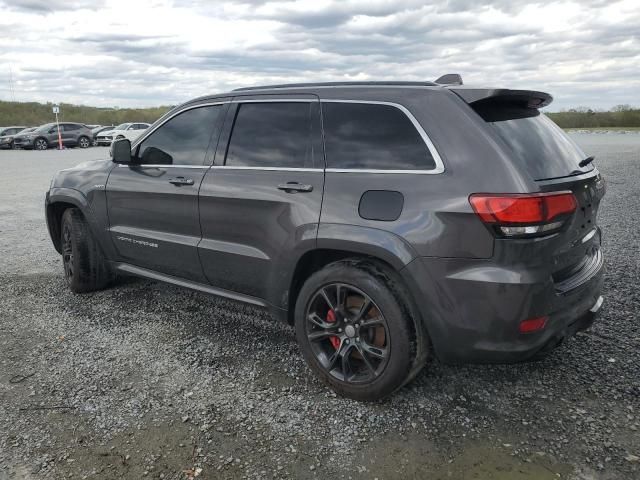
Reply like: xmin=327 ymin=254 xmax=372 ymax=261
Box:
xmin=295 ymin=260 xmax=422 ymax=401
xmin=34 ymin=138 xmax=48 ymax=150
xmin=78 ymin=136 xmax=90 ymax=148
xmin=61 ymin=208 xmax=112 ymax=293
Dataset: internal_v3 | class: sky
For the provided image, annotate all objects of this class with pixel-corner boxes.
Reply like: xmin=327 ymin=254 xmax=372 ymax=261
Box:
xmin=0 ymin=0 xmax=638 ymax=111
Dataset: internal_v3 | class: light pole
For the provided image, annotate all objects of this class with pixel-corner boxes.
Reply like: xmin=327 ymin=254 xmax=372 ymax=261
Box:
xmin=52 ymin=104 xmax=63 ymax=150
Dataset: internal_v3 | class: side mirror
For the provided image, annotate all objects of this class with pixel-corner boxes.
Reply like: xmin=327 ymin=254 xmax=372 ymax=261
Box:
xmin=111 ymin=138 xmax=133 ymax=164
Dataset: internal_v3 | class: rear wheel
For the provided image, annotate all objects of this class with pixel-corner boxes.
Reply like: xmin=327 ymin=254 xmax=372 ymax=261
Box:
xmin=61 ymin=208 xmax=112 ymax=293
xmin=78 ymin=136 xmax=90 ymax=148
xmin=295 ymin=260 xmax=421 ymax=401
xmin=34 ymin=138 xmax=48 ymax=150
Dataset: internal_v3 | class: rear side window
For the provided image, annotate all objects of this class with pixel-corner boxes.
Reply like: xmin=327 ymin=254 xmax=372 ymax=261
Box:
xmin=322 ymin=102 xmax=436 ymax=171
xmin=481 ymin=110 xmax=592 ymax=180
xmin=63 ymin=124 xmax=80 ymax=132
xmin=226 ymin=102 xmax=318 ymax=169
xmin=137 ymin=105 xmax=221 ymax=166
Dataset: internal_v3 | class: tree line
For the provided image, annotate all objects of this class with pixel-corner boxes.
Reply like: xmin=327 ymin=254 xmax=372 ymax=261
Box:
xmin=547 ymin=105 xmax=640 ymax=128
xmin=1 ymin=100 xmax=639 ymax=129
xmin=0 ymin=101 xmax=172 ymax=127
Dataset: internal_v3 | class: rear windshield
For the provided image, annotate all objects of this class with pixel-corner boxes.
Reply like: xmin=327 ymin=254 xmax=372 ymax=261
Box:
xmin=487 ymin=112 xmax=592 ymax=181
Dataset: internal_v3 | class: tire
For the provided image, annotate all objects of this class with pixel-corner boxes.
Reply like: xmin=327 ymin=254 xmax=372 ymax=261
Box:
xmin=61 ymin=208 xmax=112 ymax=293
xmin=78 ymin=136 xmax=90 ymax=148
xmin=295 ymin=259 xmax=423 ymax=401
xmin=34 ymin=137 xmax=48 ymax=150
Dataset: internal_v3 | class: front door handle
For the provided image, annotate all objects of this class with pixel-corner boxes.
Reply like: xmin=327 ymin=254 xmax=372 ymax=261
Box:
xmin=169 ymin=177 xmax=194 ymax=186
xmin=277 ymin=183 xmax=313 ymax=193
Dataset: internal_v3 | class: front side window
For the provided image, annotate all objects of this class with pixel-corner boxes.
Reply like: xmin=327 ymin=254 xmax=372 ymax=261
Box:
xmin=322 ymin=102 xmax=436 ymax=171
xmin=137 ymin=105 xmax=221 ymax=166
xmin=225 ymin=102 xmax=318 ymax=169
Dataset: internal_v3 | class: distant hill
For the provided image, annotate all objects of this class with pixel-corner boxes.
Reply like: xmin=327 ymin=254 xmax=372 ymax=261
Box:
xmin=0 ymin=101 xmax=172 ymax=127
xmin=1 ymin=100 xmax=639 ymax=129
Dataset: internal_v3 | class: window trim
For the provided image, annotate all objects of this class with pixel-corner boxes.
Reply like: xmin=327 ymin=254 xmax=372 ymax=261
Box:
xmin=320 ymin=99 xmax=445 ymax=175
xmin=130 ymin=97 xmax=445 ymax=174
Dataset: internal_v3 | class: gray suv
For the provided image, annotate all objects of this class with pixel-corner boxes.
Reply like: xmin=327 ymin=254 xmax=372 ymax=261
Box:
xmin=45 ymin=77 xmax=605 ymax=400
xmin=14 ymin=122 xmax=92 ymax=150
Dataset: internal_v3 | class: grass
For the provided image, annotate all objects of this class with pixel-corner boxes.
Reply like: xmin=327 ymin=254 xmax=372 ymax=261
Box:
xmin=564 ymin=126 xmax=640 ymax=131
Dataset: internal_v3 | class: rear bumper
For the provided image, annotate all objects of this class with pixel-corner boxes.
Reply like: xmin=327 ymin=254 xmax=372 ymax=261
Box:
xmin=401 ymin=252 xmax=604 ymax=364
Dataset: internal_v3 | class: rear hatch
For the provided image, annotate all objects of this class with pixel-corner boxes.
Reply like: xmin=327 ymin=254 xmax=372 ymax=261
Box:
xmin=456 ymin=88 xmax=605 ymax=291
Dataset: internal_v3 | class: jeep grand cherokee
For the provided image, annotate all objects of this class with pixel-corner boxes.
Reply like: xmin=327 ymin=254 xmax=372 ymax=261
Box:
xmin=45 ymin=76 xmax=605 ymax=400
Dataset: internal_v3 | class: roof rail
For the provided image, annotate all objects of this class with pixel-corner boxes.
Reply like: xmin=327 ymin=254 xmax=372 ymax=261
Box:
xmin=434 ymin=74 xmax=463 ymax=86
xmin=233 ymin=81 xmax=438 ymax=91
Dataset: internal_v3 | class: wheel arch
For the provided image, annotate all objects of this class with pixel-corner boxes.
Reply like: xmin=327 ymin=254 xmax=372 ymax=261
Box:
xmin=46 ymin=189 xmax=91 ymax=254
xmin=286 ymin=246 xmax=432 ymax=383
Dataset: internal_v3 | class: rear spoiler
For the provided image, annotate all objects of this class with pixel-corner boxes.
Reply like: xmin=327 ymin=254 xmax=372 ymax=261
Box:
xmin=449 ymin=87 xmax=553 ymax=109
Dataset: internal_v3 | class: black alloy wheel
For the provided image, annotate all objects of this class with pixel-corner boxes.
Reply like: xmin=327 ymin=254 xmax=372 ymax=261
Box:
xmin=305 ymin=282 xmax=391 ymax=383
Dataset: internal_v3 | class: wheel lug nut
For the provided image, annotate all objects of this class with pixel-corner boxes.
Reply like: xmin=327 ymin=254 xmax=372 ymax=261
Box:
xmin=338 ymin=328 xmax=342 ymax=333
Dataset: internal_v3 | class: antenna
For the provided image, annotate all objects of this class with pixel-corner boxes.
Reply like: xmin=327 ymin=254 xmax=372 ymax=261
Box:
xmin=434 ymin=74 xmax=463 ymax=86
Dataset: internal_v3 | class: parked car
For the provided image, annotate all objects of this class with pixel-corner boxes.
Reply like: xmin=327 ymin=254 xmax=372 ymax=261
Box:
xmin=0 ymin=126 xmax=29 ymax=149
xmin=91 ymin=125 xmax=114 ymax=146
xmin=14 ymin=122 xmax=93 ymax=150
xmin=96 ymin=123 xmax=149 ymax=146
xmin=45 ymin=77 xmax=605 ymax=400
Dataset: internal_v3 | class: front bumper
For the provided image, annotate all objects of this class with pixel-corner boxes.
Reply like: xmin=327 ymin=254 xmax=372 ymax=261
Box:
xmin=13 ymin=138 xmax=34 ymax=148
xmin=401 ymin=252 xmax=604 ymax=364
xmin=96 ymin=137 xmax=112 ymax=145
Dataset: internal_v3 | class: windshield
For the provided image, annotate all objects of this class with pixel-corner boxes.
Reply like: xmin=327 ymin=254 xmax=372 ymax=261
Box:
xmin=114 ymin=123 xmax=130 ymax=130
xmin=489 ymin=113 xmax=593 ymax=181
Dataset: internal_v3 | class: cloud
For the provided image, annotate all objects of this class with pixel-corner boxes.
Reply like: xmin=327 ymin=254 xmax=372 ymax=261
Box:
xmin=0 ymin=0 xmax=638 ymax=110
xmin=7 ymin=0 xmax=105 ymax=12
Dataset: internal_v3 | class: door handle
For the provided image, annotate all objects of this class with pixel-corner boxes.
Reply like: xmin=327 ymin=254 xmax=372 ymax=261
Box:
xmin=169 ymin=177 xmax=194 ymax=186
xmin=277 ymin=183 xmax=313 ymax=193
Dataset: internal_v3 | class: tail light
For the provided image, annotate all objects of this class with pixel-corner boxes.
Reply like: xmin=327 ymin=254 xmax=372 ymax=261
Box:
xmin=469 ymin=192 xmax=577 ymax=238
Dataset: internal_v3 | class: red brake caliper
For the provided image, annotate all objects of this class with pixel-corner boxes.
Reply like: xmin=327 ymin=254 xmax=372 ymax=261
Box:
xmin=326 ymin=310 xmax=341 ymax=350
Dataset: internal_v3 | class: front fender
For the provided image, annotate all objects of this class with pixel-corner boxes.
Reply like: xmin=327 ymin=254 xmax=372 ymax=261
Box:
xmin=45 ymin=187 xmax=108 ymax=255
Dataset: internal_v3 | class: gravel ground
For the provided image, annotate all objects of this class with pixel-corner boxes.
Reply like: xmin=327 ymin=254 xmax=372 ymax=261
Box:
xmin=0 ymin=136 xmax=639 ymax=480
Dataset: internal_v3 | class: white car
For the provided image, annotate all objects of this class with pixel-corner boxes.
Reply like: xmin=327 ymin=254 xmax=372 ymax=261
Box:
xmin=96 ymin=122 xmax=150 ymax=146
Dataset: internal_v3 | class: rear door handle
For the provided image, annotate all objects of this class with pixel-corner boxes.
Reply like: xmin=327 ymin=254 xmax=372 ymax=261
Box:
xmin=277 ymin=183 xmax=313 ymax=193
xmin=169 ymin=177 xmax=194 ymax=186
